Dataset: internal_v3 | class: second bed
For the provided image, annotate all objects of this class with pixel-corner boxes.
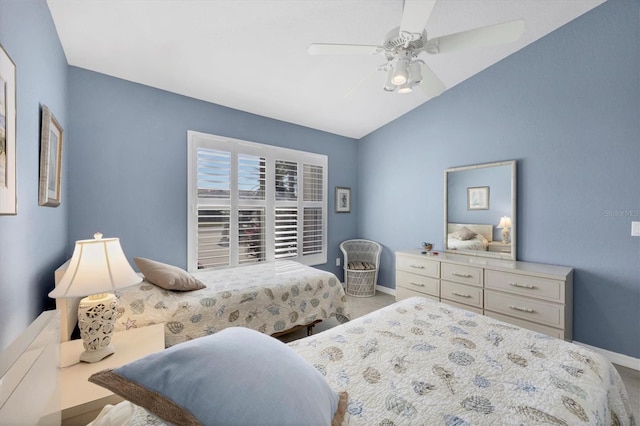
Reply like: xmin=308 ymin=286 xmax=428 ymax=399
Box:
xmin=113 ymin=260 xmax=350 ymax=347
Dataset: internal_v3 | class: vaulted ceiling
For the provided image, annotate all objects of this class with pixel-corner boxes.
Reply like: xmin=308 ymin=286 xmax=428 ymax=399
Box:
xmin=47 ymin=0 xmax=605 ymax=139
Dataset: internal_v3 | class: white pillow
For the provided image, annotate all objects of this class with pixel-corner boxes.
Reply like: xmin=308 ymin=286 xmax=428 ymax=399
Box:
xmin=451 ymin=226 xmax=477 ymax=241
xmin=133 ymin=257 xmax=205 ymax=291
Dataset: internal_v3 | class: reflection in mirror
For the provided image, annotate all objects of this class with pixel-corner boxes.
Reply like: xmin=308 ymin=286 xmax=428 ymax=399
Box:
xmin=444 ymin=160 xmax=516 ymax=260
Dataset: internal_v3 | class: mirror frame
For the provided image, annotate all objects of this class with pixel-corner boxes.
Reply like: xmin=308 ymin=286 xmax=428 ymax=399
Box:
xmin=444 ymin=160 xmax=517 ymax=260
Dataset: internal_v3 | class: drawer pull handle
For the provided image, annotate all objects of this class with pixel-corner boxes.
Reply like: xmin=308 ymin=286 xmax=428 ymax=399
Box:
xmin=410 ymin=264 xmax=425 ymax=269
xmin=451 ymin=291 xmax=472 ymax=298
xmin=409 ymin=281 xmax=425 ymax=287
xmin=509 ymin=305 xmax=535 ymax=314
xmin=509 ymin=282 xmax=536 ymax=289
xmin=451 ymin=272 xmax=472 ymax=278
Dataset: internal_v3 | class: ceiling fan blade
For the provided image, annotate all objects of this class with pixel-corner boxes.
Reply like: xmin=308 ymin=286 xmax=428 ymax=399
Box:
xmin=399 ymin=0 xmax=436 ymax=36
xmin=307 ymin=43 xmax=383 ymax=56
xmin=418 ymin=62 xmax=446 ymax=99
xmin=429 ymin=19 xmax=525 ymax=54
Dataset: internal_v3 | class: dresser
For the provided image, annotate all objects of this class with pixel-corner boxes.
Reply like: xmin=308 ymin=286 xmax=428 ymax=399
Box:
xmin=395 ymin=249 xmax=573 ymax=340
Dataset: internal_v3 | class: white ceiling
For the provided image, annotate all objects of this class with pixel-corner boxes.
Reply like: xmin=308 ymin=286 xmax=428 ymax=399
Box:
xmin=47 ymin=0 xmax=605 ymax=139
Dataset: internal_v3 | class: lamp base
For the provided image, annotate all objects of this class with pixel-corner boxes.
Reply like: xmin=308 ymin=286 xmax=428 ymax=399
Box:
xmin=79 ymin=343 xmax=115 ymax=363
xmin=501 ymin=228 xmax=511 ymax=244
xmin=77 ymin=293 xmax=117 ymax=363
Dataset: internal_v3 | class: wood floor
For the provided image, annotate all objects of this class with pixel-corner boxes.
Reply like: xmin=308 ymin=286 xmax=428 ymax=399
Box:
xmin=282 ymin=291 xmax=639 ymax=420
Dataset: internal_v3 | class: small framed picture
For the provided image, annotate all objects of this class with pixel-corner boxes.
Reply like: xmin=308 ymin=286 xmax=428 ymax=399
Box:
xmin=0 ymin=44 xmax=17 ymax=215
xmin=467 ymin=186 xmax=489 ymax=210
xmin=38 ymin=105 xmax=63 ymax=207
xmin=335 ymin=187 xmax=351 ymax=213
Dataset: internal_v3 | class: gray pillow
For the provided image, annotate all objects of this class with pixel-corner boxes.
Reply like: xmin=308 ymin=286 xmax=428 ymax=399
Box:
xmin=133 ymin=257 xmax=205 ymax=291
xmin=89 ymin=327 xmax=348 ymax=426
xmin=451 ymin=226 xmax=477 ymax=241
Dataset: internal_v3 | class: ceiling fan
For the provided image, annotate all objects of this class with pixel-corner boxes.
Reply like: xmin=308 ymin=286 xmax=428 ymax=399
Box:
xmin=308 ymin=0 xmax=525 ymax=97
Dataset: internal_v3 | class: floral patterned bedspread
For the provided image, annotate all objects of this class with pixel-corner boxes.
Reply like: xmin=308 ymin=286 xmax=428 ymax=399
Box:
xmin=288 ymin=297 xmax=635 ymax=426
xmin=114 ymin=261 xmax=350 ymax=347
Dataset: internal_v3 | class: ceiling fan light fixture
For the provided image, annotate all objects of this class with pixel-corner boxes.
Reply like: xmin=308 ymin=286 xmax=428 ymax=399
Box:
xmin=383 ymin=67 xmax=396 ymax=91
xmin=409 ymin=61 xmax=423 ymax=85
xmin=397 ymin=83 xmax=413 ymax=94
xmin=391 ymin=58 xmax=410 ymax=85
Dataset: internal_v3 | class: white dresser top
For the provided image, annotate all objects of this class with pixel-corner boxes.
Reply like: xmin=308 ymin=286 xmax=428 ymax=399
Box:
xmin=397 ymin=249 xmax=573 ymax=279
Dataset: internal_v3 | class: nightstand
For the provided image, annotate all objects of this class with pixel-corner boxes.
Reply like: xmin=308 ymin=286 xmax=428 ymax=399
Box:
xmin=488 ymin=241 xmax=511 ymax=253
xmin=60 ymin=323 xmax=165 ymax=425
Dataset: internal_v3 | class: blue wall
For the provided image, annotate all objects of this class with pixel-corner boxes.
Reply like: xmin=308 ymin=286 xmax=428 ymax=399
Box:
xmin=0 ymin=0 xmax=69 ymax=349
xmin=358 ymin=0 xmax=639 ymax=358
xmin=67 ymin=68 xmax=359 ymax=277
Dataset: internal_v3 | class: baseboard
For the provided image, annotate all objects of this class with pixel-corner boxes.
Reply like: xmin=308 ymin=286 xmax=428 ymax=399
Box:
xmin=375 ymin=285 xmax=395 ymax=296
xmin=573 ymin=341 xmax=640 ymax=372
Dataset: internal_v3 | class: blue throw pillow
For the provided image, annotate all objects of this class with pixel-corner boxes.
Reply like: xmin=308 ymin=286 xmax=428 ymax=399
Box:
xmin=90 ymin=327 xmax=347 ymax=425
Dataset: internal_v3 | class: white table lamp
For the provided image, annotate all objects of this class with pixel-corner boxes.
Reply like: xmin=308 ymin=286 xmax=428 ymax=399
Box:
xmin=49 ymin=232 xmax=142 ymax=363
xmin=496 ymin=216 xmax=512 ymax=244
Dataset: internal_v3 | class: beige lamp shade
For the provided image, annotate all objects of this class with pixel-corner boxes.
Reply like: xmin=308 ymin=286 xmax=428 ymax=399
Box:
xmin=49 ymin=233 xmax=142 ymax=298
xmin=496 ymin=216 xmax=512 ymax=229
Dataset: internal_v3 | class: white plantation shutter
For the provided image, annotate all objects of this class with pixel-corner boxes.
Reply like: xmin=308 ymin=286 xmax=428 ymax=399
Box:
xmin=194 ymin=145 xmax=233 ymax=269
xmin=303 ymin=207 xmax=323 ymax=255
xmin=187 ymin=131 xmax=327 ymax=271
xmin=303 ymin=164 xmax=323 ymax=202
xmin=238 ymin=154 xmax=265 ymax=200
xmin=197 ymin=208 xmax=231 ymax=268
xmin=302 ymin=163 xmax=324 ymax=257
xmin=238 ymin=208 xmax=265 ymax=264
xmin=274 ymin=208 xmax=298 ymax=259
xmin=275 ymin=160 xmax=298 ymax=201
xmin=197 ymin=148 xmax=230 ymax=199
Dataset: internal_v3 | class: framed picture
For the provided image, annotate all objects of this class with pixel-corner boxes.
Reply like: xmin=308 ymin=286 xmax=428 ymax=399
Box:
xmin=38 ymin=105 xmax=63 ymax=207
xmin=467 ymin=186 xmax=489 ymax=210
xmin=0 ymin=44 xmax=16 ymax=215
xmin=335 ymin=187 xmax=351 ymax=213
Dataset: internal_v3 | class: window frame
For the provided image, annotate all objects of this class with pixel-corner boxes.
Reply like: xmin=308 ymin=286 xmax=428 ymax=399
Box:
xmin=187 ymin=131 xmax=327 ymax=271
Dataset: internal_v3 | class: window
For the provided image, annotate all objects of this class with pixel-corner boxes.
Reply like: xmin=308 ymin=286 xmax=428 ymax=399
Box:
xmin=187 ymin=131 xmax=327 ymax=271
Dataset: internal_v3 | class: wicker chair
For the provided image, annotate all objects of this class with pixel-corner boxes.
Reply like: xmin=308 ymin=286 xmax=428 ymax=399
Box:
xmin=339 ymin=239 xmax=382 ymax=298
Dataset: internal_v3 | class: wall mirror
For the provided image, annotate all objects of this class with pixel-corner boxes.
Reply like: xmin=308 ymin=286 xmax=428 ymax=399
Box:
xmin=444 ymin=160 xmax=517 ymax=260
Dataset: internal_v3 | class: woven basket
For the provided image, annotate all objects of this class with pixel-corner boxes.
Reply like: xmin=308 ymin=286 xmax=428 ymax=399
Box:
xmin=345 ymin=268 xmax=376 ymax=297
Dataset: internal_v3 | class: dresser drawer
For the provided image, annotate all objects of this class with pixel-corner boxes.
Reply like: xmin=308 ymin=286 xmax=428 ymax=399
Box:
xmin=484 ymin=311 xmax=565 ymax=340
xmin=396 ymin=286 xmax=439 ymax=302
xmin=396 ymin=255 xmax=439 ymax=278
xmin=485 ymin=270 xmax=564 ymax=302
xmin=441 ymin=263 xmax=483 ymax=287
xmin=440 ymin=281 xmax=482 ymax=308
xmin=396 ymin=271 xmax=439 ymax=297
xmin=484 ymin=290 xmax=564 ymax=329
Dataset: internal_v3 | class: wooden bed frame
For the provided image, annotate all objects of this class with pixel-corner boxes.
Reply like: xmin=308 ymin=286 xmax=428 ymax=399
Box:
xmin=0 ymin=310 xmax=61 ymax=424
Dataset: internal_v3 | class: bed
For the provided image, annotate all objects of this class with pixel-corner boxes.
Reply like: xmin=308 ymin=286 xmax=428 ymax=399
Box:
xmin=87 ymin=297 xmax=635 ymax=425
xmin=56 ymin=259 xmax=350 ymax=347
xmin=447 ymin=223 xmax=492 ymax=251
